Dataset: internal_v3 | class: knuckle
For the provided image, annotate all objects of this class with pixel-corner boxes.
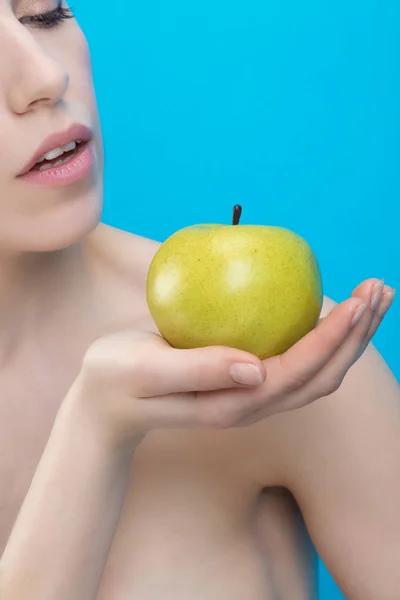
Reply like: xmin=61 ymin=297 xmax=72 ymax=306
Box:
xmin=283 ymin=374 xmax=307 ymax=394
xmin=82 ymin=338 xmax=110 ymax=375
xmin=81 ymin=335 xmax=149 ymax=394
xmin=127 ymin=353 xmax=145 ymax=378
xmin=318 ymin=376 xmax=343 ymax=397
xmin=197 ymin=403 xmax=243 ymax=429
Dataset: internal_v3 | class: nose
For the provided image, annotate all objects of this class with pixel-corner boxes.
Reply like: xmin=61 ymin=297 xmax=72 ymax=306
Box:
xmin=4 ymin=23 xmax=69 ymax=114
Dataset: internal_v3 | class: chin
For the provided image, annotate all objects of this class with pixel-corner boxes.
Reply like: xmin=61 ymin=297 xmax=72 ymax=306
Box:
xmin=5 ymin=187 xmax=104 ymax=253
xmin=38 ymin=190 xmax=104 ymax=252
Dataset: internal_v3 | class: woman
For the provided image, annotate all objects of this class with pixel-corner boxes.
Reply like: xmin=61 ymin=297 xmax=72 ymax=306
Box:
xmin=0 ymin=2 xmax=399 ymax=600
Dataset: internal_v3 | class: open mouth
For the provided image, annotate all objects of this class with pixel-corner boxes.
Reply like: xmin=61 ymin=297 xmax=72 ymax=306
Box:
xmin=30 ymin=140 xmax=88 ymax=172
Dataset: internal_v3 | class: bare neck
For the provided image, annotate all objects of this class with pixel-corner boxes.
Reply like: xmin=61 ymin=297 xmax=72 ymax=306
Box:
xmin=0 ymin=242 xmax=94 ymax=364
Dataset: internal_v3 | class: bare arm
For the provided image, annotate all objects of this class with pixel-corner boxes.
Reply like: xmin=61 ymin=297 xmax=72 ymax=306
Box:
xmin=0 ymin=392 xmax=141 ymax=600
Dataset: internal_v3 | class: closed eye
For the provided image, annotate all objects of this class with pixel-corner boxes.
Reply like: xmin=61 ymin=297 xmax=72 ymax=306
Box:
xmin=19 ymin=5 xmax=75 ymax=29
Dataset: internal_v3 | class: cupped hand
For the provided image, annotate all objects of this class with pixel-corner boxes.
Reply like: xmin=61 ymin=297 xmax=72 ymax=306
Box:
xmin=73 ymin=278 xmax=395 ymax=439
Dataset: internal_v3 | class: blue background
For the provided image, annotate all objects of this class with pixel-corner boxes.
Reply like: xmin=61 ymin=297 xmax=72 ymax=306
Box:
xmin=75 ymin=1 xmax=399 ymax=597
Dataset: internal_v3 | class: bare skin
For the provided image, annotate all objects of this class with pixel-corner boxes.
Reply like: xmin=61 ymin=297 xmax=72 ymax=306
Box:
xmin=0 ymin=226 xmax=318 ymax=600
xmin=1 ymin=226 xmax=399 ymax=600
xmin=0 ymin=3 xmax=399 ymax=600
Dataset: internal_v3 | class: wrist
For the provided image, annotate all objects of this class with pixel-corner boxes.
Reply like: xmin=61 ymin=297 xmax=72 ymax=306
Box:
xmin=59 ymin=374 xmax=146 ymax=459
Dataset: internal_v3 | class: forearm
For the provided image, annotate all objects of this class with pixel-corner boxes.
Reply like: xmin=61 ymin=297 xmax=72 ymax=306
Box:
xmin=0 ymin=392 xmax=141 ymax=600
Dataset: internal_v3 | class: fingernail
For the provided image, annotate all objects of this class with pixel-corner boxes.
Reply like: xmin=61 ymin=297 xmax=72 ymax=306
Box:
xmin=377 ymin=289 xmax=396 ymax=317
xmin=230 ymin=363 xmax=264 ymax=386
xmin=351 ymin=302 xmax=368 ymax=327
xmin=371 ymin=279 xmax=385 ymax=311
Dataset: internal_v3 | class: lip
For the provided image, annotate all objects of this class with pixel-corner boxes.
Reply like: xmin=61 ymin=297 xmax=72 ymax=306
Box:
xmin=17 ymin=123 xmax=92 ymax=177
xmin=19 ymin=141 xmax=95 ymax=188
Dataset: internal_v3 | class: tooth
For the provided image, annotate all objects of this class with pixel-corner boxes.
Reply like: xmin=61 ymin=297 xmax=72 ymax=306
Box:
xmin=36 ymin=157 xmax=45 ymax=163
xmin=53 ymin=159 xmax=65 ymax=167
xmin=39 ymin=162 xmax=56 ymax=172
xmin=62 ymin=141 xmax=77 ymax=153
xmin=42 ymin=147 xmax=64 ymax=161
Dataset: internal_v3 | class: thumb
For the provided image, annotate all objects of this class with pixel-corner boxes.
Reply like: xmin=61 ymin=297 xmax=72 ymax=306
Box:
xmin=134 ymin=342 xmax=266 ymax=398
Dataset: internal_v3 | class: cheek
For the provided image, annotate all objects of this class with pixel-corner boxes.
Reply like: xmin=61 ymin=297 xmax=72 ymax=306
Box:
xmin=65 ymin=30 xmax=103 ymax=157
xmin=76 ymin=32 xmax=93 ymax=78
xmin=66 ymin=30 xmax=96 ymax=104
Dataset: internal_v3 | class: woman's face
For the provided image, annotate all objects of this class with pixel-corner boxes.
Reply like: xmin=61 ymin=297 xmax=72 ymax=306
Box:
xmin=0 ymin=0 xmax=103 ymax=253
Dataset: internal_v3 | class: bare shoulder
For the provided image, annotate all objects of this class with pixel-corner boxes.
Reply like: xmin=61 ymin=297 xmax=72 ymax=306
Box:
xmin=87 ymin=223 xmax=160 ymax=285
xmin=84 ymin=223 xmax=161 ymax=330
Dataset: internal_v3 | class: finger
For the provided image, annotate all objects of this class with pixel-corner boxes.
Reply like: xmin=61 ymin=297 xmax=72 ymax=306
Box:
xmin=263 ymin=297 xmax=366 ymax=396
xmin=354 ymin=278 xmax=384 ymax=342
xmin=315 ymin=278 xmax=379 ymax=327
xmin=347 ymin=277 xmax=383 ymax=347
xmin=351 ymin=277 xmax=382 ymax=306
xmin=286 ymin=281 xmax=387 ymax=403
xmin=132 ymin=343 xmax=266 ymax=398
xmin=129 ymin=385 xmax=256 ymax=430
xmin=353 ymin=285 xmax=395 ymax=360
xmin=365 ymin=284 xmax=393 ymax=339
xmin=351 ymin=279 xmax=385 ymax=360
xmin=376 ymin=288 xmax=396 ymax=321
xmin=289 ymin=279 xmax=380 ymax=393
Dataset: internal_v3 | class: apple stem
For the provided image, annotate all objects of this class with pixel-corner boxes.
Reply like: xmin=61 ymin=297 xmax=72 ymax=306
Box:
xmin=232 ymin=204 xmax=242 ymax=225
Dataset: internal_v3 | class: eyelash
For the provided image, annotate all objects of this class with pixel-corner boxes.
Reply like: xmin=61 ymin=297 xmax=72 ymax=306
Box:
xmin=20 ymin=5 xmax=74 ymax=29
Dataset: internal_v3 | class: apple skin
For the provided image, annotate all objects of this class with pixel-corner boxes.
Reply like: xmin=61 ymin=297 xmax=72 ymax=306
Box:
xmin=146 ymin=223 xmax=323 ymax=360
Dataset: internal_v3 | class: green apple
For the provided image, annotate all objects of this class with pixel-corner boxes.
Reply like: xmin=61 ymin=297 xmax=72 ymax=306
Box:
xmin=146 ymin=205 xmax=323 ymax=359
